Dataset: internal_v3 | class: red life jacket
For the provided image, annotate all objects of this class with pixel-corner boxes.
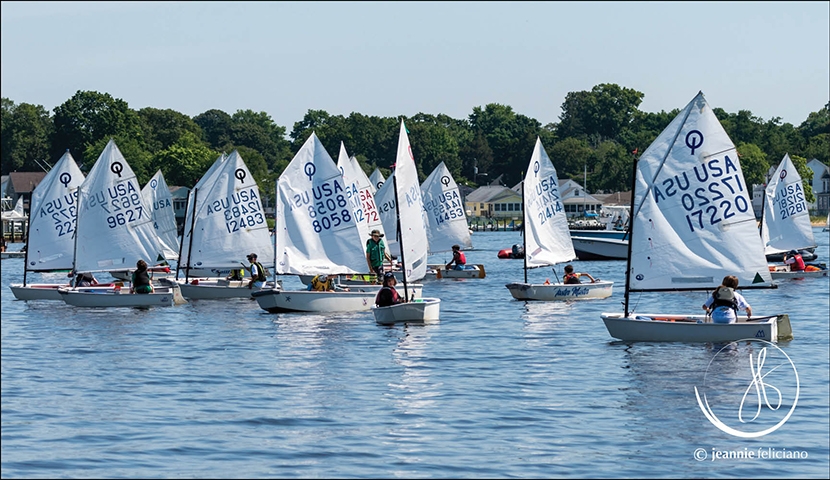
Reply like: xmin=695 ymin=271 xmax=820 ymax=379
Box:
xmin=456 ymin=251 xmax=467 ymax=265
xmin=788 ymin=254 xmax=806 ymax=271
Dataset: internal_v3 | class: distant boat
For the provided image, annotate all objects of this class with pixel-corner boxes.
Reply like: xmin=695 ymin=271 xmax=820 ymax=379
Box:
xmin=421 ymin=161 xmax=485 ymax=279
xmin=10 ymin=151 xmax=84 ymax=300
xmin=571 ymin=236 xmax=629 ymax=260
xmin=600 ymin=92 xmax=790 ymax=343
xmin=505 ymin=137 xmax=613 ymax=301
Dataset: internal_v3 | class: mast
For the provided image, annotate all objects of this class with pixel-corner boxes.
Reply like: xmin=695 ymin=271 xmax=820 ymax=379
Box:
xmin=391 ymin=170 xmax=409 ymax=301
xmin=183 ymin=188 xmax=199 ymax=283
xmin=174 ymin=188 xmax=193 ymax=280
xmin=521 ymin=175 xmax=527 ymax=284
xmin=623 ymin=155 xmax=638 ymax=317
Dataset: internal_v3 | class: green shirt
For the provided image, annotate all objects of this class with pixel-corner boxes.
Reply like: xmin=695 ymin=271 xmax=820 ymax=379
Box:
xmin=366 ymin=238 xmax=386 ymax=267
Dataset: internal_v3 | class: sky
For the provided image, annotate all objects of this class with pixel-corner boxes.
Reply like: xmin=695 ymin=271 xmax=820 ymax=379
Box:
xmin=2 ymin=1 xmax=828 ymax=134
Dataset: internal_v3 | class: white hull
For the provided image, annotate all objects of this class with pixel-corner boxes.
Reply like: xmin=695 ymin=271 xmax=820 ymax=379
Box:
xmin=173 ymin=278 xmax=280 ymax=299
xmin=1 ymin=251 xmax=26 ymax=259
xmin=295 ymin=277 xmax=424 ymax=299
xmin=109 ymin=266 xmax=176 ymax=281
xmin=10 ymin=283 xmax=75 ymax=300
xmin=372 ymin=298 xmax=441 ymax=325
xmin=252 ymin=289 xmax=376 ymax=313
xmin=769 ymin=266 xmax=828 ymax=280
xmin=600 ymin=313 xmax=792 ymax=343
xmin=571 ymin=236 xmax=628 ymax=260
xmin=505 ymin=281 xmax=613 ymax=301
xmin=58 ymin=286 xmax=178 ymax=308
xmin=431 ymin=264 xmax=486 ymax=279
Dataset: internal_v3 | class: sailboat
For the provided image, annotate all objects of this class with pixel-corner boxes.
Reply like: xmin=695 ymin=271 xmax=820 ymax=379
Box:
xmin=505 ymin=138 xmax=613 ymax=301
xmin=10 ymin=151 xmax=106 ymax=299
xmin=253 ymin=132 xmax=416 ymax=313
xmin=172 ymin=150 xmax=278 ymax=299
xmin=371 ymin=121 xmax=441 ymax=325
xmin=58 ymin=139 xmax=183 ymax=308
xmin=824 ymin=212 xmax=830 ymax=232
xmin=760 ymin=153 xmax=827 ymax=280
xmin=421 ymin=161 xmax=485 ymax=279
xmin=600 ymin=92 xmax=792 ymax=342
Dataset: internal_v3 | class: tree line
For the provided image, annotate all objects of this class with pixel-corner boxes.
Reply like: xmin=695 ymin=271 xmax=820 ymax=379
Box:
xmin=2 ymin=83 xmax=828 ymax=202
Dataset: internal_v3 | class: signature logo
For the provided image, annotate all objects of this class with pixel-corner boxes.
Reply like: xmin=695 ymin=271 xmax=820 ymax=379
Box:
xmin=695 ymin=339 xmax=799 ymax=438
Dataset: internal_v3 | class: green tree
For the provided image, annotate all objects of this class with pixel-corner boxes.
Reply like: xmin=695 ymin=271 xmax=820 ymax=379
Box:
xmin=138 ymin=107 xmax=203 ymax=152
xmin=1 ymin=98 xmax=54 ymax=174
xmin=469 ymin=103 xmax=540 ymax=187
xmin=230 ymin=109 xmax=292 ymax=171
xmin=150 ymin=131 xmax=219 ymax=187
xmin=557 ymin=83 xmax=644 ymax=142
xmin=550 ymin=137 xmax=592 ymax=180
xmin=193 ymin=109 xmax=233 ymax=150
xmin=735 ymin=142 xmax=768 ymax=187
xmin=51 ymin=90 xmax=143 ymax=168
xmin=588 ymin=141 xmax=632 ymax=193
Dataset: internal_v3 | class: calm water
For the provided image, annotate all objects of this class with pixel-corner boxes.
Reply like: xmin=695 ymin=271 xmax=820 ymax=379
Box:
xmin=2 ymin=230 xmax=829 ymax=478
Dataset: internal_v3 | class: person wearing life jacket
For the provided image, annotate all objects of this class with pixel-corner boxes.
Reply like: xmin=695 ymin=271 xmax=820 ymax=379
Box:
xmin=226 ymin=268 xmax=244 ymax=281
xmin=246 ymin=253 xmax=267 ymax=290
xmin=783 ymin=250 xmax=806 ymax=272
xmin=702 ymin=275 xmax=752 ymax=324
xmin=375 ymin=272 xmax=403 ymax=307
xmin=308 ymin=274 xmax=334 ymax=291
xmin=562 ymin=264 xmax=597 ymax=284
xmin=446 ymin=244 xmax=467 ymax=270
xmin=130 ymin=259 xmax=154 ymax=294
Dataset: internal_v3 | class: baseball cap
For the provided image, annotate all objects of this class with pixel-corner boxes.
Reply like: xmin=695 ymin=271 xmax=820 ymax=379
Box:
xmin=370 ymin=229 xmax=384 ymax=237
xmin=247 ymin=253 xmax=257 ymax=259
xmin=383 ymin=272 xmax=395 ymax=279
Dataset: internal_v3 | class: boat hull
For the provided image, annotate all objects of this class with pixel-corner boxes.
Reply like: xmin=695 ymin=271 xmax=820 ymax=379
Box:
xmin=433 ymin=264 xmax=486 ymax=279
xmin=505 ymin=281 xmax=613 ymax=301
xmin=252 ymin=289 xmax=376 ymax=313
xmin=58 ymin=287 xmax=177 ymax=308
xmin=372 ymin=298 xmax=441 ymax=325
xmin=600 ymin=313 xmax=792 ymax=343
xmin=769 ymin=263 xmax=830 ymax=280
xmin=10 ymin=283 xmax=111 ymax=301
xmin=571 ymin=236 xmax=628 ymax=260
xmin=1 ymin=251 xmax=26 ymax=259
xmin=173 ymin=278 xmax=280 ymax=299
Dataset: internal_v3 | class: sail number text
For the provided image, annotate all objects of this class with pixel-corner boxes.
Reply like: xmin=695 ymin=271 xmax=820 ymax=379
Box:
xmin=423 ymin=190 xmax=464 ymax=225
xmin=773 ymin=183 xmax=806 ymax=220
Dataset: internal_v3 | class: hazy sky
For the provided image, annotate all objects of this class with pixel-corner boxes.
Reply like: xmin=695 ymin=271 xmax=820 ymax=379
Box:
xmin=2 ymin=1 xmax=828 ymax=133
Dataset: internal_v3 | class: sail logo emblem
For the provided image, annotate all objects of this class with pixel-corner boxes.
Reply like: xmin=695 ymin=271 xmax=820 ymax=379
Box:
xmin=685 ymin=130 xmax=703 ymax=155
xmin=694 ymin=340 xmax=799 ymax=438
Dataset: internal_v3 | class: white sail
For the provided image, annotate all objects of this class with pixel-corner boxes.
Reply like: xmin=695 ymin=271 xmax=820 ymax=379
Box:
xmin=142 ymin=170 xmax=180 ymax=261
xmin=349 ymin=155 xmax=385 ymax=238
xmin=26 ymin=151 xmax=85 ymax=271
xmin=523 ymin=138 xmax=576 ymax=268
xmin=336 ymin=143 xmax=370 ymax=241
xmin=74 ymin=139 xmax=164 ymax=273
xmin=373 ymin=170 xmax=400 ymax=257
xmin=761 ymin=153 xmax=815 ymax=254
xmin=180 ymin=153 xmax=226 ymax=264
xmin=420 ymin=161 xmax=472 ymax=254
xmin=629 ymin=92 xmax=772 ymax=291
xmin=275 ymin=132 xmax=367 ymax=275
xmin=369 ymin=168 xmax=386 ymax=193
xmin=184 ymin=150 xmax=273 ymax=269
xmin=393 ymin=121 xmax=429 ymax=283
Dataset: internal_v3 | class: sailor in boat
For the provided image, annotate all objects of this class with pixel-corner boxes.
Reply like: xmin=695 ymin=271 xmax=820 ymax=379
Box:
xmin=131 ymin=259 xmax=155 ymax=294
xmin=246 ymin=253 xmax=267 ymax=291
xmin=375 ymin=272 xmax=404 ymax=307
xmin=307 ymin=274 xmax=335 ymax=292
xmin=563 ymin=264 xmax=597 ymax=284
xmin=783 ymin=250 xmax=806 ymax=272
xmin=701 ymin=275 xmax=753 ymax=324
xmin=226 ymin=268 xmax=245 ymax=281
xmin=73 ymin=271 xmax=99 ymax=288
xmin=366 ymin=229 xmax=393 ymax=282
xmin=446 ymin=244 xmax=467 ymax=270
